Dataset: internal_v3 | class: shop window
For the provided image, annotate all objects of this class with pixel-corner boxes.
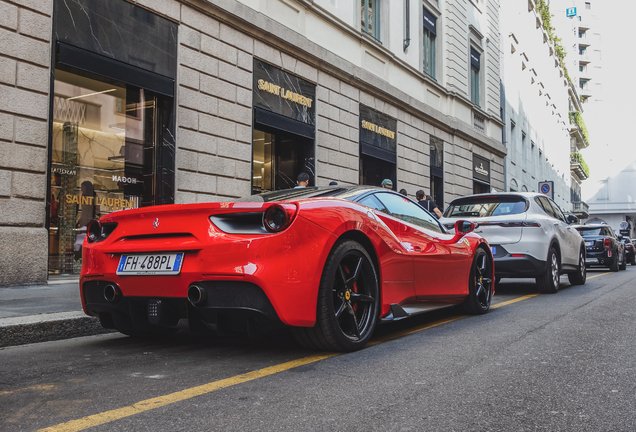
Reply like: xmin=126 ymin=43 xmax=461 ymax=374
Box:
xmin=251 ymin=128 xmax=314 ymax=193
xmin=49 ymin=70 xmax=164 ymax=276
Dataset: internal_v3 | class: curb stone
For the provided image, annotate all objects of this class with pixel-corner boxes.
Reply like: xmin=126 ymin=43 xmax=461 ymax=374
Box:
xmin=0 ymin=312 xmax=115 ymax=348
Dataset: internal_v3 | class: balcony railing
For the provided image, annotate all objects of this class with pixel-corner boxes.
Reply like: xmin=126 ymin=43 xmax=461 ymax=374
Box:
xmin=571 ymin=201 xmax=589 ymax=218
xmin=570 ymin=152 xmax=589 ymax=180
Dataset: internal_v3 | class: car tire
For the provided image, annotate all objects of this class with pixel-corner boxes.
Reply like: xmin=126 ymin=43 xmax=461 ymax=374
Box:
xmin=537 ymin=247 xmax=559 ymax=293
xmin=610 ymin=252 xmax=619 ymax=272
xmin=568 ymin=248 xmax=586 ymax=285
xmin=620 ymin=253 xmax=627 ymax=270
xmin=292 ymin=239 xmax=379 ymax=352
xmin=631 ymin=257 xmax=636 ymax=265
xmin=462 ymin=248 xmax=493 ymax=314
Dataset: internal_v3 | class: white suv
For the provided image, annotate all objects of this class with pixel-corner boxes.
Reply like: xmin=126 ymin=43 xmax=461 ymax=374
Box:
xmin=440 ymin=192 xmax=586 ymax=293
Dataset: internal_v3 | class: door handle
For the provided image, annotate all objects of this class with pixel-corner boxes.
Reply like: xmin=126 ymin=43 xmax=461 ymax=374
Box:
xmin=413 ymin=245 xmax=422 ymax=251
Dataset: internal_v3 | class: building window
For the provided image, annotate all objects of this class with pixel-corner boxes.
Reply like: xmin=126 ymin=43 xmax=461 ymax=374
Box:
xmin=423 ymin=7 xmax=437 ymax=78
xmin=361 ymin=0 xmax=381 ymax=41
xmin=430 ymin=136 xmax=444 ymax=207
xmin=470 ymin=48 xmax=481 ymax=106
xmin=585 ymin=2 xmax=591 ymax=9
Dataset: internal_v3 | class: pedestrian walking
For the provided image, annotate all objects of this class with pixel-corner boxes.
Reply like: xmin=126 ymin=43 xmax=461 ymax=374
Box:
xmin=416 ymin=189 xmax=442 ymax=218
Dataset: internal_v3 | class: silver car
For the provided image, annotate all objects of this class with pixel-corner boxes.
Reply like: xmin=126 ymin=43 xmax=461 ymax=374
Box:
xmin=440 ymin=192 xmax=586 ymax=293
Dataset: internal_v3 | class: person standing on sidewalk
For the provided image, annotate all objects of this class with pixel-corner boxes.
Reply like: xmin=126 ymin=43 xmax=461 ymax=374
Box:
xmin=416 ymin=189 xmax=442 ymax=218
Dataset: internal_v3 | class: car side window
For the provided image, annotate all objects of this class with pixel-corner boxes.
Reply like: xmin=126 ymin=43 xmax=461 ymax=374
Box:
xmin=358 ymin=194 xmax=389 ymax=214
xmin=374 ymin=192 xmax=443 ymax=233
xmin=547 ymin=198 xmax=567 ymax=223
xmin=535 ymin=196 xmax=557 ymax=219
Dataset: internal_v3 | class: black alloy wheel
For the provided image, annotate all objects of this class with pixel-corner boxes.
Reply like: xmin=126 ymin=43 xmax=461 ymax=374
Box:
xmin=568 ymin=248 xmax=586 ymax=285
xmin=292 ymin=239 xmax=379 ymax=352
xmin=537 ymin=247 xmax=560 ymax=293
xmin=462 ymin=247 xmax=493 ymax=314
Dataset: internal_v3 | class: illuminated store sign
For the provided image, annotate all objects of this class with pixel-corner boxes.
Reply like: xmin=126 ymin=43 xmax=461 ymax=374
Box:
xmin=253 ymin=60 xmax=316 ymax=125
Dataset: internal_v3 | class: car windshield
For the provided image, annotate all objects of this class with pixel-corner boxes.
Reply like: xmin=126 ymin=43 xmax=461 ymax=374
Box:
xmin=445 ymin=196 xmax=527 ymax=218
xmin=576 ymin=228 xmax=602 ymax=237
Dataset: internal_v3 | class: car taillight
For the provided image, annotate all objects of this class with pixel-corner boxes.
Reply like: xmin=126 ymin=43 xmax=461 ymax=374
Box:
xmin=86 ymin=220 xmax=118 ymax=243
xmin=604 ymin=238 xmax=611 ymax=249
xmin=263 ymin=204 xmax=297 ymax=233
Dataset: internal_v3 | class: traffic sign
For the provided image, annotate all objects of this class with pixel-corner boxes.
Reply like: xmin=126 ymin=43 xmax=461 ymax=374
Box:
xmin=538 ymin=181 xmax=554 ymax=199
xmin=620 ymin=221 xmax=628 ymax=229
xmin=566 ymin=7 xmax=577 ymax=17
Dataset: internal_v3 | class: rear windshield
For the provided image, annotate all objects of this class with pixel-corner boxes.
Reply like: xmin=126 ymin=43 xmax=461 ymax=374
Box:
xmin=576 ymin=228 xmax=602 ymax=237
xmin=445 ymin=196 xmax=527 ymax=218
xmin=237 ymin=187 xmax=353 ymax=202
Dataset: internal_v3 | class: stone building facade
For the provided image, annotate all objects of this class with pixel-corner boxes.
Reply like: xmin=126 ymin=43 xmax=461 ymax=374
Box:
xmin=0 ymin=0 xmax=505 ymax=286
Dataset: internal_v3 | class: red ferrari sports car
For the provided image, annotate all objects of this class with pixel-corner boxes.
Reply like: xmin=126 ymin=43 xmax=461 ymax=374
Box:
xmin=80 ymin=186 xmax=494 ymax=351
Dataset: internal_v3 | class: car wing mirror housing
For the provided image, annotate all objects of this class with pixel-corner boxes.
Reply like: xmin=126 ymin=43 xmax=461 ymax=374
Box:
xmin=441 ymin=220 xmax=476 ymax=244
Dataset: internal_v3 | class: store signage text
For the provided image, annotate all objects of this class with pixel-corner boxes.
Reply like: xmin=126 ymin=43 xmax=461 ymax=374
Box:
xmin=257 ymin=79 xmax=313 ymax=108
xmin=361 ymin=120 xmax=396 ymax=139
xmin=65 ymin=194 xmax=134 ymax=209
xmin=52 ymin=167 xmax=77 ymax=176
xmin=112 ymin=174 xmax=137 ymax=184
xmin=474 ymin=163 xmax=489 ymax=177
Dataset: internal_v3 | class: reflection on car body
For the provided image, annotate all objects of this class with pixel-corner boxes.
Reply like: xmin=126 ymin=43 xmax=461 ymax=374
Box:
xmin=80 ymin=186 xmax=495 ymax=352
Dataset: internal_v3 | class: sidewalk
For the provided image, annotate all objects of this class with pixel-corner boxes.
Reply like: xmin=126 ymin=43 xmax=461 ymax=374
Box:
xmin=0 ymin=281 xmax=113 ymax=348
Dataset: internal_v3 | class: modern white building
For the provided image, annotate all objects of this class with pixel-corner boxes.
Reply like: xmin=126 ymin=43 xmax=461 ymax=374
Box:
xmin=499 ymin=0 xmax=575 ymax=210
xmin=0 ymin=0 xmax=506 ymax=286
xmin=551 ymin=1 xmax=636 ymax=236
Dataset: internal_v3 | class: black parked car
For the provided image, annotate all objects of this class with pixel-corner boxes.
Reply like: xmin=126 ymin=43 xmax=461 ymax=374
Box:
xmin=574 ymin=224 xmax=626 ymax=272
xmin=621 ymin=237 xmax=635 ymax=265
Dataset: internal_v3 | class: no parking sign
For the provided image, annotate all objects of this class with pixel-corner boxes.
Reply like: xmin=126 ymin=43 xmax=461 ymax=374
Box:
xmin=539 ymin=181 xmax=554 ymax=199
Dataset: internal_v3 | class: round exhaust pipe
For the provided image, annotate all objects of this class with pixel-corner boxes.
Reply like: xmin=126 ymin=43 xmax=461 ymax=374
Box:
xmin=188 ymin=285 xmax=207 ymax=306
xmin=103 ymin=284 xmax=120 ymax=302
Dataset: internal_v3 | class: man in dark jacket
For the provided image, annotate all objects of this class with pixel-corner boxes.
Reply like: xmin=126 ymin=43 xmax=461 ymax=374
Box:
xmin=416 ymin=189 xmax=442 ymax=218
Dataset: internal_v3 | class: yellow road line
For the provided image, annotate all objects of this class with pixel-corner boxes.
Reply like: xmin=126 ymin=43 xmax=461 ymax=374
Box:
xmin=37 ymin=288 xmax=566 ymax=432
xmin=491 ymin=294 xmax=539 ymax=309
xmin=37 ymin=354 xmax=338 ymax=432
xmin=0 ymin=384 xmax=55 ymax=396
xmin=587 ymin=272 xmax=610 ymax=280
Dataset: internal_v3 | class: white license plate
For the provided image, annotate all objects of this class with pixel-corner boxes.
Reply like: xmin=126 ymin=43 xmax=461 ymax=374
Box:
xmin=490 ymin=246 xmax=497 ymax=255
xmin=586 ymin=241 xmax=594 ymax=246
xmin=585 ymin=257 xmax=598 ymax=264
xmin=116 ymin=253 xmax=184 ymax=275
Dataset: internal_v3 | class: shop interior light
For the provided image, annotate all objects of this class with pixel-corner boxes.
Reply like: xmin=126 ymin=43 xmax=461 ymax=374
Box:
xmin=67 ymin=89 xmax=117 ymax=101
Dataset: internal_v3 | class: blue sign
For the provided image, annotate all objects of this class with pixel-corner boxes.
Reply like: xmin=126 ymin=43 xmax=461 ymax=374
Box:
xmin=566 ymin=7 xmax=577 ymax=17
xmin=541 ymin=184 xmax=550 ymax=194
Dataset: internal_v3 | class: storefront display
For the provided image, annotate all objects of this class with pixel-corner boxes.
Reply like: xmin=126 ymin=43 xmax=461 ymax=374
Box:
xmin=47 ymin=0 xmax=177 ymax=277
xmin=359 ymin=105 xmax=397 ymax=187
xmin=252 ymin=60 xmax=316 ymax=193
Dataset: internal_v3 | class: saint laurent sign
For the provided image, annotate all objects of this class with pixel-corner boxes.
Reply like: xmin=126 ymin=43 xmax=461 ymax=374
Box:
xmin=253 ymin=60 xmax=316 ymax=125
xmin=257 ymin=79 xmax=313 ymax=108
xmin=361 ymin=120 xmax=396 ymax=139
xmin=359 ymin=105 xmax=397 ymax=160
xmin=65 ymin=194 xmax=134 ymax=209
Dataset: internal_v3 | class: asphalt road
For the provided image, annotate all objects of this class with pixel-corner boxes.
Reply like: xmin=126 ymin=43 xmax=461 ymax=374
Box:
xmin=1 ymin=267 xmax=635 ymax=431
